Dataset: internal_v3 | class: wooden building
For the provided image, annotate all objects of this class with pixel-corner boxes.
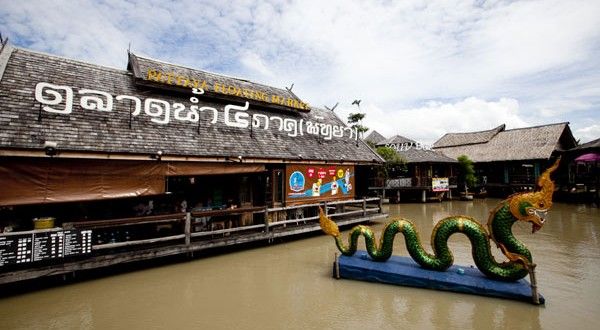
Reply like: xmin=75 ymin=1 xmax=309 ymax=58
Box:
xmin=433 ymin=123 xmax=577 ymax=196
xmin=366 ymin=132 xmax=457 ymax=202
xmin=0 ymin=42 xmax=385 ymax=284
xmin=559 ymin=137 xmax=600 ymax=203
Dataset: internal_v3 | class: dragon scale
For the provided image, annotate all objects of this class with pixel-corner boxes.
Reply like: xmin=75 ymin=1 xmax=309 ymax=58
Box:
xmin=320 ymin=159 xmax=560 ymax=281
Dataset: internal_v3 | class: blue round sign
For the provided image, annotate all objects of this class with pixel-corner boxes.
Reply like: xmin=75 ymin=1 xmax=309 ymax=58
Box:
xmin=289 ymin=171 xmax=305 ymax=192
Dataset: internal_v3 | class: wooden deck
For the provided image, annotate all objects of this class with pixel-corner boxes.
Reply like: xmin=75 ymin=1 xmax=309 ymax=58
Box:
xmin=0 ymin=198 xmax=386 ymax=285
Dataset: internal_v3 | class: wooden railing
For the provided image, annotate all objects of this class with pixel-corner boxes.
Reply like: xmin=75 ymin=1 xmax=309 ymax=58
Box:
xmin=61 ymin=198 xmax=383 ymax=252
xmin=384 ymin=176 xmax=458 ymax=189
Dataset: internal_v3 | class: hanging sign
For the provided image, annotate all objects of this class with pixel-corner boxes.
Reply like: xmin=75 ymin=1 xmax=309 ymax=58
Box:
xmin=432 ymin=177 xmax=449 ymax=192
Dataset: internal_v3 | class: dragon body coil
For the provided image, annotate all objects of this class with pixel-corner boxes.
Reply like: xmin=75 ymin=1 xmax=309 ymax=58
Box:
xmin=320 ymin=159 xmax=560 ymax=281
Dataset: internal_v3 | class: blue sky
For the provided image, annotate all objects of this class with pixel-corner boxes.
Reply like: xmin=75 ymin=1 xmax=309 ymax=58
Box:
xmin=1 ymin=0 xmax=599 ymax=143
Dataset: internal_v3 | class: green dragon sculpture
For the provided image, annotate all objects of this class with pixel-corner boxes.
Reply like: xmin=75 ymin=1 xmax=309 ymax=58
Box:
xmin=320 ymin=159 xmax=560 ymax=281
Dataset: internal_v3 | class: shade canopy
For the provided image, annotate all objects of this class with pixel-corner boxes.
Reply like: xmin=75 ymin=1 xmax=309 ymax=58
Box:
xmin=575 ymin=153 xmax=600 ymax=163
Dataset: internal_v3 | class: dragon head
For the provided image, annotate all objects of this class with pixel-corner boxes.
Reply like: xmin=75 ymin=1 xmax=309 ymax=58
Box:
xmin=508 ymin=158 xmax=560 ymax=233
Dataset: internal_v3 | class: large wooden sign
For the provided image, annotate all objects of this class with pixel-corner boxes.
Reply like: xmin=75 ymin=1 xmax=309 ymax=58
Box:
xmin=285 ymin=164 xmax=355 ymax=205
xmin=147 ymin=69 xmax=310 ymax=111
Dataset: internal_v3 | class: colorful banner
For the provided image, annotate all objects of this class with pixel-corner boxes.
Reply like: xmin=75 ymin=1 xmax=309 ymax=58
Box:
xmin=432 ymin=177 xmax=449 ymax=192
xmin=286 ymin=165 xmax=355 ymax=204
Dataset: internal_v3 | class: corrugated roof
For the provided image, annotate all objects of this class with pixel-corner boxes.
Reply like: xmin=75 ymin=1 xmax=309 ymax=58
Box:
xmin=434 ymin=123 xmax=574 ymax=162
xmin=0 ymin=47 xmax=382 ymax=164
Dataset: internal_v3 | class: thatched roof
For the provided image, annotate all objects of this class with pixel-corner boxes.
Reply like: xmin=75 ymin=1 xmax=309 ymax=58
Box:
xmin=434 ymin=124 xmax=505 ymax=148
xmin=377 ymin=135 xmax=457 ymax=163
xmin=364 ymin=130 xmax=386 ymax=145
xmin=128 ymin=53 xmax=308 ymax=112
xmin=433 ymin=123 xmax=577 ymax=162
xmin=0 ymin=46 xmax=382 ymax=164
xmin=573 ymin=137 xmax=600 ymax=150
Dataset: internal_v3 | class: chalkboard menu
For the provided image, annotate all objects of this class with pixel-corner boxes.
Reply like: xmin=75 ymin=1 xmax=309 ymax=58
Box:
xmin=0 ymin=234 xmax=33 ymax=266
xmin=0 ymin=229 xmax=92 ymax=267
xmin=64 ymin=230 xmax=92 ymax=256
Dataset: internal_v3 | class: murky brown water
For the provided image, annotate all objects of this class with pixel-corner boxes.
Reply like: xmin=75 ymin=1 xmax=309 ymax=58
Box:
xmin=0 ymin=199 xmax=598 ymax=329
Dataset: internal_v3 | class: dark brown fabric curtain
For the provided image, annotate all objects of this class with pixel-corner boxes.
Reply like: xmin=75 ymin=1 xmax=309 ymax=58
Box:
xmin=0 ymin=158 xmax=165 ymax=206
xmin=0 ymin=158 xmax=265 ymax=206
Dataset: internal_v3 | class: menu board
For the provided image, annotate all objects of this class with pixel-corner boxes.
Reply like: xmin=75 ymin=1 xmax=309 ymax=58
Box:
xmin=0 ymin=234 xmax=33 ymax=266
xmin=33 ymin=231 xmax=64 ymax=262
xmin=0 ymin=229 xmax=92 ymax=268
xmin=64 ymin=230 xmax=92 ymax=256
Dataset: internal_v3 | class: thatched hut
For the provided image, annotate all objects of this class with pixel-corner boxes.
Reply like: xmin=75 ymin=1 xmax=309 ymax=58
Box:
xmin=433 ymin=123 xmax=576 ymax=196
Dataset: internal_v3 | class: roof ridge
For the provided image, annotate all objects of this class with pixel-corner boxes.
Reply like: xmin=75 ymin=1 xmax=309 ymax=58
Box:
xmin=444 ymin=124 xmax=505 ymax=136
xmin=501 ymin=122 xmax=569 ymax=132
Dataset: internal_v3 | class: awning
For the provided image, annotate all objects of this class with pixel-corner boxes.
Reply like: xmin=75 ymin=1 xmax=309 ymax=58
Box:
xmin=575 ymin=152 xmax=600 ymax=163
xmin=0 ymin=158 xmax=265 ymax=206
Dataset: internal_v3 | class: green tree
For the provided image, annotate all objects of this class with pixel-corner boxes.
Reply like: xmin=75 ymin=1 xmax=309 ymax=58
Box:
xmin=347 ymin=113 xmax=368 ymax=139
xmin=375 ymin=146 xmax=407 ymax=180
xmin=457 ymin=155 xmax=477 ymax=191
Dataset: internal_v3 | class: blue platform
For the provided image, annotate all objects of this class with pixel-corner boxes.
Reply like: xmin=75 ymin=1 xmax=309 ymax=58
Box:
xmin=335 ymin=251 xmax=544 ymax=304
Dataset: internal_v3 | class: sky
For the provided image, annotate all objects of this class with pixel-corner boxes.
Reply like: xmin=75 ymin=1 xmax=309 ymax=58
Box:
xmin=1 ymin=0 xmax=599 ymax=144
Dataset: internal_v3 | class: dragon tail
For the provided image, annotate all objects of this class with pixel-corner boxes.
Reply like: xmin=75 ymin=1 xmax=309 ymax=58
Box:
xmin=319 ymin=207 xmax=340 ymax=237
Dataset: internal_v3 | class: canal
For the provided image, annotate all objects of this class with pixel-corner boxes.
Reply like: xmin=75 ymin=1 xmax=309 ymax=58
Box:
xmin=0 ymin=199 xmax=598 ymax=329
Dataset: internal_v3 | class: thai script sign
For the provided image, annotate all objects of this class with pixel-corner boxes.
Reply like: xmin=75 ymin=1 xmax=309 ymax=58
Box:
xmin=386 ymin=142 xmax=433 ymax=151
xmin=286 ymin=164 xmax=355 ymax=205
xmin=146 ymin=69 xmax=310 ymax=111
xmin=432 ymin=177 xmax=449 ymax=192
xmin=34 ymin=82 xmax=357 ymax=140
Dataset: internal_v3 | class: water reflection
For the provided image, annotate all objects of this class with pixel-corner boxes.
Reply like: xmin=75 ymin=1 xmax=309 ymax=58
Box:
xmin=0 ymin=200 xmax=598 ymax=329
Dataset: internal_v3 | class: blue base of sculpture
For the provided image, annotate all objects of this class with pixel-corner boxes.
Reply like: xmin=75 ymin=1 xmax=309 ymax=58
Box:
xmin=335 ymin=251 xmax=544 ymax=305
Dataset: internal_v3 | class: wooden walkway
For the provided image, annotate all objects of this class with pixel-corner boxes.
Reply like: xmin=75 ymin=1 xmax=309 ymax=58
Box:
xmin=0 ymin=198 xmax=386 ymax=285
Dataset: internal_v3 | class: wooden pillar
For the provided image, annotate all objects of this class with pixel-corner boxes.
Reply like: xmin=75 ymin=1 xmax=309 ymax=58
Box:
xmin=362 ymin=198 xmax=367 ymax=216
xmin=421 ymin=190 xmax=426 ymax=203
xmin=184 ymin=213 xmax=191 ymax=246
xmin=378 ymin=197 xmax=383 ymax=213
xmin=263 ymin=207 xmax=269 ymax=232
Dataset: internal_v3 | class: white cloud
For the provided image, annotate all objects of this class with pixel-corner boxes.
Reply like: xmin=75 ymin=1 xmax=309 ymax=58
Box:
xmin=337 ymin=97 xmax=528 ymax=145
xmin=574 ymin=125 xmax=600 ymax=144
xmin=1 ymin=0 xmax=599 ymax=143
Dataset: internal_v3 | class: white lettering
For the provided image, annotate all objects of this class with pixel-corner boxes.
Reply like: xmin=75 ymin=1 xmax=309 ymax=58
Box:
xmin=79 ymin=89 xmax=113 ymax=112
xmin=224 ymin=101 xmax=250 ymax=128
xmin=35 ymin=82 xmax=73 ymax=114
xmin=144 ymin=98 xmax=171 ymax=124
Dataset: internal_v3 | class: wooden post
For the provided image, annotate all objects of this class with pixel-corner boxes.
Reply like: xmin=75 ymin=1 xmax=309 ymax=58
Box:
xmin=263 ymin=207 xmax=269 ymax=233
xmin=529 ymin=263 xmax=540 ymax=304
xmin=421 ymin=190 xmax=426 ymax=203
xmin=334 ymin=252 xmax=340 ymax=279
xmin=378 ymin=197 xmax=383 ymax=213
xmin=363 ymin=197 xmax=367 ymax=216
xmin=184 ymin=213 xmax=191 ymax=246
